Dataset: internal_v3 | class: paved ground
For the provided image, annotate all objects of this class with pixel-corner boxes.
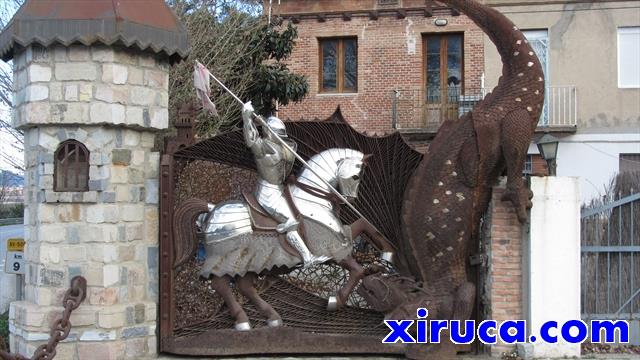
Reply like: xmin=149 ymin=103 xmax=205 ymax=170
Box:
xmin=157 ymin=354 xmax=640 ymax=359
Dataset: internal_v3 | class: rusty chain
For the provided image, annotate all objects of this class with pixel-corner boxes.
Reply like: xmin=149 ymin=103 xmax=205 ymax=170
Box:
xmin=0 ymin=276 xmax=86 ymax=360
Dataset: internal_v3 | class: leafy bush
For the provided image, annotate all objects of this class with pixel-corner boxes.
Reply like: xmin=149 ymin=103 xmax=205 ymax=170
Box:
xmin=0 ymin=311 xmax=9 ymax=351
xmin=0 ymin=203 xmax=23 ymax=219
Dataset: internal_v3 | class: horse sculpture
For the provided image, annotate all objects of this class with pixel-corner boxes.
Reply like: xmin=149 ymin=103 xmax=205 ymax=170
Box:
xmin=173 ymin=148 xmax=393 ymax=330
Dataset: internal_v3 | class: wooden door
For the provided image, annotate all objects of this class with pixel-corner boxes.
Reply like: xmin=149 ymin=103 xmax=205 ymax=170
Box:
xmin=424 ymin=34 xmax=464 ymax=129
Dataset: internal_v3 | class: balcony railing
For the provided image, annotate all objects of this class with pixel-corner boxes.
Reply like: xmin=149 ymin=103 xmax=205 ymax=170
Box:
xmin=391 ymin=85 xmax=578 ymax=132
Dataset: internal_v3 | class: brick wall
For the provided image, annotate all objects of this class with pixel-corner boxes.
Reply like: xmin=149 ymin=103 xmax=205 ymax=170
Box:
xmin=275 ymin=14 xmax=485 ymax=133
xmin=483 ymin=181 xmax=525 ymax=357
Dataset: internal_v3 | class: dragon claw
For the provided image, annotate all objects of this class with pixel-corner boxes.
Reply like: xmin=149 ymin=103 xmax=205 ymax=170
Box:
xmin=501 ymin=187 xmax=532 ymax=224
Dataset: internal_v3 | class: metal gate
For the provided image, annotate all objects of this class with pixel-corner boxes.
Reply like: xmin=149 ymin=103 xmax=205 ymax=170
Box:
xmin=581 ymin=193 xmax=640 ymax=321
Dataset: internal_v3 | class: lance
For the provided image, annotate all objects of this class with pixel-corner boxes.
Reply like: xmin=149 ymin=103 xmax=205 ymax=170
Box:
xmin=203 ymin=69 xmax=397 ymax=256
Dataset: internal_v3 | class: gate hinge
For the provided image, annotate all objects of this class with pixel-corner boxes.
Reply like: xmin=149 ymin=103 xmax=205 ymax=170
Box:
xmin=469 ymin=253 xmax=487 ymax=266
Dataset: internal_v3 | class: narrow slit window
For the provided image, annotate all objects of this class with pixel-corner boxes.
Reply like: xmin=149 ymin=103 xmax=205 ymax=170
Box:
xmin=54 ymin=140 xmax=90 ymax=192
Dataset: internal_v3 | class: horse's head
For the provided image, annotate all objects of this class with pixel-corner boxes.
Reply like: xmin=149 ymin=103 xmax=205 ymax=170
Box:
xmin=336 ymin=155 xmax=369 ymax=201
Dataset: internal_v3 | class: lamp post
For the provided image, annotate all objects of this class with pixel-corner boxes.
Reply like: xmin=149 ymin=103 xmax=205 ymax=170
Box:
xmin=536 ymin=134 xmax=560 ymax=176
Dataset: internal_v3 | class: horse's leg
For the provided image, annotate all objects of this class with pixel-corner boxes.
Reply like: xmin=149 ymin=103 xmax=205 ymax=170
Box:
xmin=236 ymin=273 xmax=283 ymax=327
xmin=211 ymin=275 xmax=251 ymax=331
xmin=328 ymin=255 xmax=366 ymax=311
xmin=350 ymin=218 xmax=394 ymax=262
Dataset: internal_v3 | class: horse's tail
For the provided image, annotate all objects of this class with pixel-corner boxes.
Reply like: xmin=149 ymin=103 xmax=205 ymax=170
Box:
xmin=173 ymin=198 xmax=210 ymax=267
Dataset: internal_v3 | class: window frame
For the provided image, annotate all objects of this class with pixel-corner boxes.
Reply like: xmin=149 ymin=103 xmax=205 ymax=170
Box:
xmin=318 ymin=37 xmax=358 ymax=94
xmin=54 ymin=140 xmax=90 ymax=192
xmin=617 ymin=27 xmax=640 ymax=89
xmin=422 ymin=32 xmax=465 ymax=103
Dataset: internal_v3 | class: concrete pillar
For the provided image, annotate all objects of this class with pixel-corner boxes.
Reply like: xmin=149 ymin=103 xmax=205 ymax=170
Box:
xmin=520 ymin=176 xmax=581 ymax=358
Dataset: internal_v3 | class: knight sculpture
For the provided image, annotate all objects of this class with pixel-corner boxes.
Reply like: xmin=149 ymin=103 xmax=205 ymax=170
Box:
xmin=242 ymin=102 xmax=330 ymax=267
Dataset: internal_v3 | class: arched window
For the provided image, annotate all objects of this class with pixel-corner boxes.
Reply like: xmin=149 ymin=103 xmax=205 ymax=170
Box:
xmin=54 ymin=140 xmax=89 ymax=192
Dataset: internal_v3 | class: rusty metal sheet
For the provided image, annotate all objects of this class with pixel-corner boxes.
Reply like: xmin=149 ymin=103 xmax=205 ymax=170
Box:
xmin=0 ymin=0 xmax=190 ymax=62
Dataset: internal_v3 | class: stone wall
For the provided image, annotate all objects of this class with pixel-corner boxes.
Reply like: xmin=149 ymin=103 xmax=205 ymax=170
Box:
xmin=9 ymin=44 xmax=167 ymax=359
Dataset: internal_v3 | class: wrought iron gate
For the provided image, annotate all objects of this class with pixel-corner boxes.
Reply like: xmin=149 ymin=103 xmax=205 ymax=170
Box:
xmin=581 ymin=193 xmax=640 ymax=321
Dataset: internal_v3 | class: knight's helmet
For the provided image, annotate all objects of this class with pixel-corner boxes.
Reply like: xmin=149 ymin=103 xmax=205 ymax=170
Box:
xmin=266 ymin=116 xmax=287 ymax=138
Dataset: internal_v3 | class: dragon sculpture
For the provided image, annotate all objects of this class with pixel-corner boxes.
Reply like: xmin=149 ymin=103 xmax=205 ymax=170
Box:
xmin=362 ymin=0 xmax=545 ymax=357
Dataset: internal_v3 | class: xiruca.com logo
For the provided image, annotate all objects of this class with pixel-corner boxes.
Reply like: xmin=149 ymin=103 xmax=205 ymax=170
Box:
xmin=382 ymin=309 xmax=630 ymax=345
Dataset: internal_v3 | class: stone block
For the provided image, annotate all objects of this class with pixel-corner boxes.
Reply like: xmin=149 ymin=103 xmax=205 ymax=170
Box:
xmin=90 ymin=102 xmax=125 ymax=124
xmin=131 ymin=150 xmax=145 ymax=166
xmin=114 ymin=49 xmax=137 ymax=65
xmin=38 ymin=224 xmax=66 ymax=243
xmin=88 ymin=287 xmax=118 ymax=306
xmin=88 ymin=179 xmax=107 ymax=192
xmin=144 ymin=69 xmax=167 ymax=88
xmin=95 ymin=84 xmax=128 ymax=104
xmin=123 ymin=131 xmax=140 ymax=147
xmin=140 ymin=133 xmax=155 ymax=148
xmin=128 ymin=67 xmax=143 ymax=85
xmin=79 ymin=329 xmax=117 ymax=342
xmin=55 ymin=63 xmax=97 ymax=81
xmin=17 ymin=102 xmax=51 ymax=126
xmin=39 ymin=244 xmax=61 ymax=264
xmin=91 ymin=46 xmax=115 ymax=62
xmin=102 ymin=63 xmax=129 ymax=84
xmin=144 ymin=179 xmax=159 ymax=204
xmin=111 ymin=166 xmax=128 ymax=184
xmin=68 ymin=45 xmax=91 ymax=61
xmin=53 ymin=46 xmax=67 ymax=61
xmin=149 ymin=107 xmax=169 ymax=129
xmin=103 ymin=264 xmax=120 ymax=287
xmin=112 ymin=149 xmax=132 ymax=165
xmin=26 ymin=84 xmax=48 ymax=101
xmin=49 ymin=82 xmax=62 ymax=101
xmin=125 ymin=106 xmax=144 ymax=126
xmin=50 ymin=103 xmax=90 ymax=123
xmin=26 ymin=45 xmax=49 ymax=63
xmin=100 ymin=192 xmax=117 ymax=203
xmin=97 ymin=306 xmax=126 ymax=328
xmin=130 ymin=86 xmax=155 ymax=106
xmin=28 ymin=64 xmax=52 ymax=82
xmin=102 ymin=244 xmax=119 ymax=263
xmin=68 ymin=265 xmax=82 ymax=278
xmin=125 ymin=338 xmax=147 ymax=359
xmin=64 ymin=84 xmax=78 ymax=101
xmin=126 ymin=223 xmax=143 ymax=241
xmin=118 ymin=244 xmax=136 ymax=262
xmin=122 ymin=326 xmax=148 ymax=339
xmin=55 ymin=204 xmax=81 ymax=222
xmin=122 ymin=204 xmax=144 ymax=222
xmin=77 ymin=341 xmax=125 ymax=360
xmin=39 ymin=267 xmax=64 ymax=287
xmin=83 ymin=191 xmax=99 ymax=203
xmin=79 ymin=83 xmax=92 ymax=101
xmin=61 ymin=245 xmax=86 ymax=262
xmin=128 ymin=168 xmax=144 ymax=184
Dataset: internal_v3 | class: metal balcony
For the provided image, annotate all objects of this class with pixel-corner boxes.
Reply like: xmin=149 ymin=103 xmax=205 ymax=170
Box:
xmin=391 ymin=85 xmax=578 ymax=134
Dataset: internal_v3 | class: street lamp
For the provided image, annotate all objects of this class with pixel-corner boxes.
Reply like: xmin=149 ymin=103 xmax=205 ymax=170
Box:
xmin=536 ymin=134 xmax=559 ymax=176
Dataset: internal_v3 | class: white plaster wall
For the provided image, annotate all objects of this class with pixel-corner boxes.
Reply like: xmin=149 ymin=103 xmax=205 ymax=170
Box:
xmin=522 ymin=176 xmax=581 ymax=358
xmin=555 ymin=134 xmax=639 ymax=203
xmin=0 ymin=269 xmax=16 ymax=314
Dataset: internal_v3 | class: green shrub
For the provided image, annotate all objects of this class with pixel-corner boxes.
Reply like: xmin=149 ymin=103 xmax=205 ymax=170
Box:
xmin=0 ymin=311 xmax=9 ymax=351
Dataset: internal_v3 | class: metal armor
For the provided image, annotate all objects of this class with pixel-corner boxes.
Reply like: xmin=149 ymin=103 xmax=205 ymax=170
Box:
xmin=242 ymin=102 xmax=329 ymax=266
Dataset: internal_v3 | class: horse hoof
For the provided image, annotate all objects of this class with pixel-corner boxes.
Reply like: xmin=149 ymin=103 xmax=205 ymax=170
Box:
xmin=267 ymin=319 xmax=283 ymax=327
xmin=381 ymin=251 xmax=394 ymax=263
xmin=327 ymin=296 xmax=338 ymax=312
xmin=235 ymin=322 xmax=251 ymax=331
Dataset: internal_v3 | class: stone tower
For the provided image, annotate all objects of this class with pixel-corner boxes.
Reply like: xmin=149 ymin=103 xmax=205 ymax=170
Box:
xmin=0 ymin=1 xmax=189 ymax=358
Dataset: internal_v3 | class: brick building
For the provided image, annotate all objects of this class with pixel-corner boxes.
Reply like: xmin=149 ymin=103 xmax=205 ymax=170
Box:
xmin=272 ymin=0 xmax=485 ymax=140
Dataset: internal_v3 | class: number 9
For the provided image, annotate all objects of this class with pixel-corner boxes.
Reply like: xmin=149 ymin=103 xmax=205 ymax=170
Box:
xmin=13 ymin=262 xmax=20 ymax=272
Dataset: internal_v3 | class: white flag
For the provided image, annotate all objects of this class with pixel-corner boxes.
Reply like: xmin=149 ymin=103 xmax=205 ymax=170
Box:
xmin=193 ymin=61 xmax=218 ymax=116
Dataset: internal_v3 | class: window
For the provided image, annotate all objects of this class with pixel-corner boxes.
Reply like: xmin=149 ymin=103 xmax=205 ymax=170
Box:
xmin=424 ymin=33 xmax=464 ymax=103
xmin=54 ymin=140 xmax=89 ymax=192
xmin=523 ymin=155 xmax=533 ymax=174
xmin=319 ymin=37 xmax=357 ymax=93
xmin=620 ymin=154 xmax=640 ymax=174
xmin=618 ymin=27 xmax=640 ymax=88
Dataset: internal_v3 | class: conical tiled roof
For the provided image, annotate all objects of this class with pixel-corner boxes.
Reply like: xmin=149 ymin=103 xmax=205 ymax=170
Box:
xmin=0 ymin=0 xmax=190 ymax=62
